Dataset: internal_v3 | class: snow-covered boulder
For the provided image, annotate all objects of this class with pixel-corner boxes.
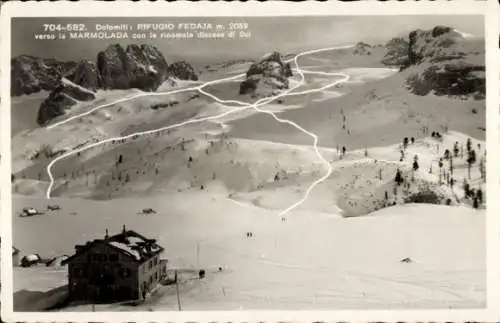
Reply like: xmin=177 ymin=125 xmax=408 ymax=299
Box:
xmin=21 ymin=254 xmax=41 ymax=267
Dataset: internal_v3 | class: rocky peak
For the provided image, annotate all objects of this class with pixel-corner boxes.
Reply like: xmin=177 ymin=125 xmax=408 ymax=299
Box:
xmin=67 ymin=60 xmax=101 ymax=91
xmin=240 ymin=51 xmax=292 ymax=97
xmin=353 ymin=42 xmax=372 ymax=55
xmin=37 ymin=79 xmax=96 ymax=126
xmin=431 ymin=25 xmax=453 ymax=38
xmin=96 ymin=43 xmax=169 ymax=91
xmin=407 ymin=26 xmax=466 ymax=66
xmin=382 ymin=37 xmax=410 ymax=67
xmin=381 ymin=25 xmax=485 ymax=100
xmin=167 ymin=61 xmax=199 ymax=81
xmin=97 ymin=44 xmax=131 ymax=90
xmin=11 ymin=55 xmax=77 ymax=96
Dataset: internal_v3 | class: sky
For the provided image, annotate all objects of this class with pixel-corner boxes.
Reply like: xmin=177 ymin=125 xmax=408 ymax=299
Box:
xmin=11 ymin=15 xmax=484 ymax=64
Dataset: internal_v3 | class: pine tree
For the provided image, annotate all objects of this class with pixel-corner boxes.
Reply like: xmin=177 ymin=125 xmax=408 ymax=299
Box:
xmin=463 ymin=180 xmax=470 ymax=198
xmin=473 ymin=197 xmax=479 ymax=209
xmin=412 ymin=158 xmax=419 ymax=172
xmin=453 ymin=141 xmax=459 ymax=157
xmin=477 ymin=188 xmax=483 ymax=204
xmin=403 ymin=137 xmax=409 ymax=150
xmin=479 ymin=157 xmax=486 ymax=181
xmin=411 ymin=137 xmax=415 ymax=145
xmin=342 ymin=146 xmax=346 ymax=156
xmin=394 ymin=169 xmax=403 ymax=186
xmin=467 ymin=149 xmax=476 ymax=179
xmin=118 ymin=154 xmax=123 ymax=165
xmin=466 ymin=138 xmax=472 ymax=152
xmin=438 ymin=158 xmax=443 ymax=184
xmin=444 ymin=149 xmax=450 ymax=160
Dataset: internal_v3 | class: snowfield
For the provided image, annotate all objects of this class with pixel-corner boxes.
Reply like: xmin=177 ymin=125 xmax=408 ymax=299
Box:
xmin=13 ymin=196 xmax=485 ymax=311
xmin=12 ymin=131 xmax=486 ymax=311
xmin=9 ymin=48 xmax=486 ymax=311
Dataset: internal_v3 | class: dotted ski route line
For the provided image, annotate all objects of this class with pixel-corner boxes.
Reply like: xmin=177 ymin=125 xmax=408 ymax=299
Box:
xmin=45 ymin=45 xmax=352 ymax=218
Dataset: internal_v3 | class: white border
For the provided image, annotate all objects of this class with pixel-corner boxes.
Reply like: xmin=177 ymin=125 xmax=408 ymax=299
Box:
xmin=1 ymin=1 xmax=499 ymax=322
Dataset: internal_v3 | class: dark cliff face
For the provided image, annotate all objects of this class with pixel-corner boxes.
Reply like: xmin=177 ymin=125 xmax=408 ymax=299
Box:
xmin=382 ymin=37 xmax=410 ymax=67
xmin=97 ymin=43 xmax=169 ymax=91
xmin=239 ymin=51 xmax=293 ymax=97
xmin=11 ymin=55 xmax=77 ymax=96
xmin=168 ymin=61 xmax=199 ymax=81
xmin=97 ymin=44 xmax=130 ymax=89
xmin=37 ymin=82 xmax=96 ymax=126
xmin=382 ymin=25 xmax=484 ymax=100
xmin=67 ymin=60 xmax=102 ymax=91
xmin=353 ymin=42 xmax=372 ymax=56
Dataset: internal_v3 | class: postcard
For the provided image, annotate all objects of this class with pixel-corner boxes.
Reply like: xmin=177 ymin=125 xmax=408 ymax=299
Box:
xmin=1 ymin=1 xmax=499 ymax=322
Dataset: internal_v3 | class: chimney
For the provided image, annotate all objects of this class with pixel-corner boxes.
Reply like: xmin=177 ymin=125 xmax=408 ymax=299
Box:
xmin=122 ymin=224 xmax=126 ymax=234
xmin=104 ymin=228 xmax=109 ymax=239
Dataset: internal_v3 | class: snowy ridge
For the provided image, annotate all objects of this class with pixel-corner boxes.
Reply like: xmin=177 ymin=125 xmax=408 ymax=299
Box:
xmin=60 ymin=77 xmax=97 ymax=95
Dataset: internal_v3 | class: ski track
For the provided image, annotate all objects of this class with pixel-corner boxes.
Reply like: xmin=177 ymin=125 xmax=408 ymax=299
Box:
xmin=45 ymin=45 xmax=353 ymax=218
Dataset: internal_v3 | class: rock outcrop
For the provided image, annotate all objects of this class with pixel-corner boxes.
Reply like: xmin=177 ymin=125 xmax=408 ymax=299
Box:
xmin=11 ymin=55 xmax=77 ymax=96
xmin=406 ymin=61 xmax=485 ymax=99
xmin=381 ymin=25 xmax=484 ymax=99
xmin=168 ymin=61 xmax=199 ymax=81
xmin=239 ymin=51 xmax=293 ymax=97
xmin=383 ymin=26 xmax=468 ymax=69
xmin=382 ymin=37 xmax=410 ymax=67
xmin=353 ymin=42 xmax=372 ymax=55
xmin=37 ymin=79 xmax=96 ymax=126
xmin=66 ymin=60 xmax=102 ymax=91
xmin=407 ymin=26 xmax=466 ymax=65
xmin=97 ymin=44 xmax=169 ymax=91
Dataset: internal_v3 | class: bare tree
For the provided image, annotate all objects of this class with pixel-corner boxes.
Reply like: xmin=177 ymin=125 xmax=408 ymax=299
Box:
xmin=467 ymin=149 xmax=476 ymax=180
